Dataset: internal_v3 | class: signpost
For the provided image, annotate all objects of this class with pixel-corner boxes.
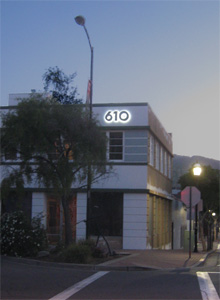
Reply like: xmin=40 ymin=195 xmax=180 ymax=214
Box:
xmin=181 ymin=186 xmax=201 ymax=258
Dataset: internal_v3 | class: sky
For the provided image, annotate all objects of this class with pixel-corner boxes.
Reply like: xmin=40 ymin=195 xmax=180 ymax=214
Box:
xmin=1 ymin=0 xmax=219 ymax=161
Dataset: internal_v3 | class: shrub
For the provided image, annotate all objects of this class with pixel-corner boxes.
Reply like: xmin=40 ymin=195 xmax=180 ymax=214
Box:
xmin=78 ymin=239 xmax=105 ymax=258
xmin=61 ymin=243 xmax=92 ymax=264
xmin=78 ymin=238 xmax=96 ymax=250
xmin=0 ymin=211 xmax=48 ymax=257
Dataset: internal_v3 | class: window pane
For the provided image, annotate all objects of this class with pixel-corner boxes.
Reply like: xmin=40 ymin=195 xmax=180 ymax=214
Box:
xmin=110 ymin=153 xmax=123 ymax=160
xmin=110 ymin=146 xmax=123 ymax=153
xmin=110 ymin=132 xmax=122 ymax=139
xmin=109 ymin=131 xmax=123 ymax=160
xmin=110 ymin=139 xmax=123 ymax=146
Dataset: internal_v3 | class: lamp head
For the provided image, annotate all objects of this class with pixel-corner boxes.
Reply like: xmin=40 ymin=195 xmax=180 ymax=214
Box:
xmin=193 ymin=163 xmax=202 ymax=176
xmin=75 ymin=15 xmax=85 ymax=26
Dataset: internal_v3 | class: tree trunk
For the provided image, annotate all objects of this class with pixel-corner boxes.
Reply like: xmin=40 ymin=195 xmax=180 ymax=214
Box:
xmin=61 ymin=195 xmax=73 ymax=246
xmin=199 ymin=219 xmax=207 ymax=251
xmin=207 ymin=223 xmax=213 ymax=251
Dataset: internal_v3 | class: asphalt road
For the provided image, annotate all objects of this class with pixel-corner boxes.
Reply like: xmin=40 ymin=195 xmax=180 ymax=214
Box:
xmin=1 ymin=252 xmax=220 ymax=300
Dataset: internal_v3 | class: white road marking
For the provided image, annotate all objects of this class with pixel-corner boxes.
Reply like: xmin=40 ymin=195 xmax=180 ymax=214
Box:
xmin=197 ymin=272 xmax=220 ymax=300
xmin=48 ymin=271 xmax=109 ymax=300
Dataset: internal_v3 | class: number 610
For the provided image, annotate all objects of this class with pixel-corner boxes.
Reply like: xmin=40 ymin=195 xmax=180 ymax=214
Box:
xmin=104 ymin=110 xmax=131 ymax=123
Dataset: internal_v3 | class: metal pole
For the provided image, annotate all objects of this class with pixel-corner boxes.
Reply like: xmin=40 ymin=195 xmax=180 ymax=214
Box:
xmin=194 ymin=204 xmax=198 ymax=252
xmin=90 ymin=47 xmax=93 ymax=118
xmin=189 ymin=186 xmax=192 ymax=259
xmin=75 ymin=16 xmax=93 ymax=240
xmin=83 ymin=24 xmax=93 ymax=239
xmin=82 ymin=24 xmax=93 ymax=115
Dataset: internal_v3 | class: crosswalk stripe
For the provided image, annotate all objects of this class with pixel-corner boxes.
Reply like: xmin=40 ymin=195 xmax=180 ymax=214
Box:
xmin=48 ymin=271 xmax=109 ymax=300
xmin=197 ymin=272 xmax=220 ymax=300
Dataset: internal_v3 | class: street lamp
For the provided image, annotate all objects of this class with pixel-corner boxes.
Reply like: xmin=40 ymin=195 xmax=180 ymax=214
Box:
xmin=192 ymin=163 xmax=202 ymax=253
xmin=193 ymin=163 xmax=202 ymax=176
xmin=75 ymin=15 xmax=93 ymax=118
xmin=75 ymin=15 xmax=93 ymax=240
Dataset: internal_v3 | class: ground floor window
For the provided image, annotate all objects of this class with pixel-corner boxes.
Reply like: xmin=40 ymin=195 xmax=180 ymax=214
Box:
xmin=89 ymin=192 xmax=123 ymax=237
xmin=147 ymin=195 xmax=172 ymax=249
xmin=47 ymin=195 xmax=76 ymax=243
xmin=2 ymin=191 xmax=32 ymax=219
xmin=47 ymin=199 xmax=60 ymax=235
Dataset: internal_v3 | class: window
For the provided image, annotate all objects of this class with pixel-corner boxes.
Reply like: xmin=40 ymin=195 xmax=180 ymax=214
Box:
xmin=160 ymin=147 xmax=164 ymax=174
xmin=149 ymin=135 xmax=154 ymax=166
xmin=155 ymin=142 xmax=160 ymax=170
xmin=168 ymin=155 xmax=172 ymax=179
xmin=109 ymin=132 xmax=123 ymax=160
xmin=47 ymin=199 xmax=60 ymax=235
xmin=89 ymin=192 xmax=123 ymax=236
xmin=164 ymin=151 xmax=168 ymax=176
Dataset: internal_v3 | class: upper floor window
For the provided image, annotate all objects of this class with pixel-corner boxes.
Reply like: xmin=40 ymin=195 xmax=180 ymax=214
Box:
xmin=155 ymin=142 xmax=160 ymax=170
xmin=149 ymin=135 xmax=154 ymax=166
xmin=160 ymin=147 xmax=164 ymax=174
xmin=109 ymin=132 xmax=123 ymax=160
xmin=168 ymin=155 xmax=172 ymax=179
xmin=164 ymin=151 xmax=168 ymax=176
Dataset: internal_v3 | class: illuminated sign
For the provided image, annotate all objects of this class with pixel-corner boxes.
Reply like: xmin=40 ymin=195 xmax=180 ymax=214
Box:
xmin=104 ymin=110 xmax=131 ymax=123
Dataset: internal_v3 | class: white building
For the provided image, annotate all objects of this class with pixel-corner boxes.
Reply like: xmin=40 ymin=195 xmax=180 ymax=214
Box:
xmin=1 ymin=95 xmax=173 ymax=250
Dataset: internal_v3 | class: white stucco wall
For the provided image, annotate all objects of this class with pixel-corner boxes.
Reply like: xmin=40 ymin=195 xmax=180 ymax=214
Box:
xmin=123 ymin=193 xmax=147 ymax=249
xmin=93 ymin=104 xmax=149 ymax=127
xmin=76 ymin=192 xmax=87 ymax=241
xmin=92 ymin=165 xmax=148 ymax=190
xmin=172 ymin=199 xmax=187 ymax=249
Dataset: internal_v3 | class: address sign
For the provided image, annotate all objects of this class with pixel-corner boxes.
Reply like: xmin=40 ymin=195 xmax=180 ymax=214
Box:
xmin=104 ymin=110 xmax=131 ymax=124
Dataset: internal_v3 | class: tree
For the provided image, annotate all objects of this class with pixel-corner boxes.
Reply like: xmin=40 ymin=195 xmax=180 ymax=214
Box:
xmin=178 ymin=165 xmax=220 ymax=250
xmin=43 ymin=66 xmax=82 ymax=104
xmin=1 ymin=96 xmax=110 ymax=246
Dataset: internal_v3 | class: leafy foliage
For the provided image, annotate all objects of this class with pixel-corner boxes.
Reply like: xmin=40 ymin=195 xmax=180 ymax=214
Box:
xmin=58 ymin=239 xmax=105 ymax=263
xmin=1 ymin=97 xmax=108 ymax=190
xmin=43 ymin=66 xmax=82 ymax=104
xmin=0 ymin=211 xmax=48 ymax=257
xmin=1 ymin=95 xmax=109 ymax=245
xmin=60 ymin=243 xmax=92 ymax=264
xmin=1 ymin=67 xmax=110 ymax=246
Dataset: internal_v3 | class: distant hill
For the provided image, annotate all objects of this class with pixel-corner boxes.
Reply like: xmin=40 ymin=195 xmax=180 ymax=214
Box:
xmin=172 ymin=154 xmax=220 ymax=188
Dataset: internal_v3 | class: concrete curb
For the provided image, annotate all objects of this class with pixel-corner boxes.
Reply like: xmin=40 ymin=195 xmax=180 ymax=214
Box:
xmin=192 ymin=249 xmax=217 ymax=268
xmin=2 ymin=249 xmax=217 ymax=272
xmin=1 ymin=255 xmax=155 ymax=272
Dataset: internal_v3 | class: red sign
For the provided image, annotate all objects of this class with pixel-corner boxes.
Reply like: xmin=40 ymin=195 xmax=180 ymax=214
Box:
xmin=181 ymin=186 xmax=201 ymax=207
xmin=86 ymin=80 xmax=91 ymax=104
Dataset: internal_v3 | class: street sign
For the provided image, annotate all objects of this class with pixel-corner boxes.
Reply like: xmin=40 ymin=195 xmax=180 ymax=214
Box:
xmin=181 ymin=186 xmax=201 ymax=207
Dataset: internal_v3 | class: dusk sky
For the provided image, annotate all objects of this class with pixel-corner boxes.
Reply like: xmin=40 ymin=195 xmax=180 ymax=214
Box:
xmin=1 ymin=1 xmax=219 ymax=161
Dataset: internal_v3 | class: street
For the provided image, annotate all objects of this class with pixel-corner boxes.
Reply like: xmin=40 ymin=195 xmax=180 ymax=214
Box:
xmin=1 ymin=252 xmax=220 ymax=300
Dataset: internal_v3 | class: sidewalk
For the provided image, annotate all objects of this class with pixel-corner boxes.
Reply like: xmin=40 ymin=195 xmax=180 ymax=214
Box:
xmin=2 ymin=242 xmax=219 ymax=272
xmin=99 ymin=241 xmax=219 ymax=270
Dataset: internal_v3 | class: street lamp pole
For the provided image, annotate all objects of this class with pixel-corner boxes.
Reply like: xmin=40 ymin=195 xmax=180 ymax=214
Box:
xmin=75 ymin=15 xmax=93 ymax=118
xmin=193 ymin=163 xmax=202 ymax=253
xmin=194 ymin=203 xmax=198 ymax=252
xmin=189 ymin=186 xmax=192 ymax=258
xmin=75 ymin=15 xmax=93 ymax=239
